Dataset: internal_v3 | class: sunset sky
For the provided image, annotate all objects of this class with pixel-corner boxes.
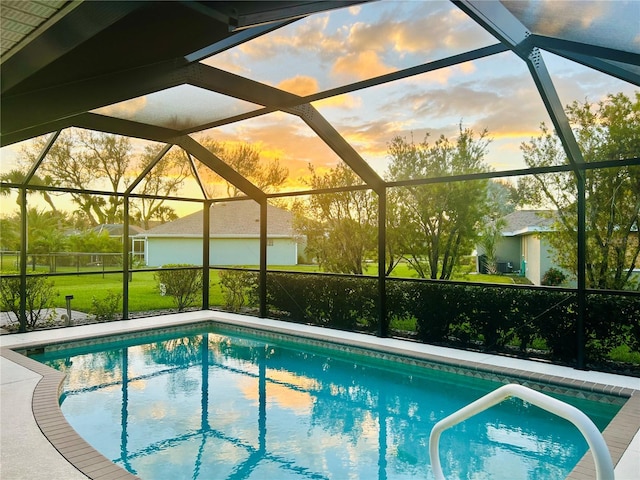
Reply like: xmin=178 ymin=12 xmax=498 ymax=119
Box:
xmin=1 ymin=0 xmax=638 ymax=214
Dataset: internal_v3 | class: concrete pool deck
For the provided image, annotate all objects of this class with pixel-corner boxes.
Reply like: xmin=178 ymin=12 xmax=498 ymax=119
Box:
xmin=1 ymin=310 xmax=639 ymax=479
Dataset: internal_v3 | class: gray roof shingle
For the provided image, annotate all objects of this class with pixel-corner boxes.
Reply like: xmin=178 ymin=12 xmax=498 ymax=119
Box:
xmin=501 ymin=210 xmax=556 ymax=236
xmin=141 ymin=201 xmax=294 ymax=237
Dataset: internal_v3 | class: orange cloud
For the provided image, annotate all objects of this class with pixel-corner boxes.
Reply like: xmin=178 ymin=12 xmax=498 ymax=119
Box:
xmin=312 ymin=93 xmax=361 ymax=109
xmin=93 ymin=95 xmax=147 ymax=118
xmin=202 ymin=50 xmax=251 ymax=76
xmin=332 ymin=50 xmax=395 ymax=82
xmin=277 ymin=75 xmax=320 ymax=96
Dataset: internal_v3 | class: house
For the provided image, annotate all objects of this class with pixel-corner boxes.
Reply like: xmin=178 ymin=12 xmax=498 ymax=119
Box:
xmin=478 ymin=210 xmax=560 ymax=286
xmin=137 ymin=201 xmax=300 ymax=267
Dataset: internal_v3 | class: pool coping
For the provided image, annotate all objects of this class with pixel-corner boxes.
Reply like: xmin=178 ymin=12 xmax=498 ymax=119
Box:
xmin=1 ymin=310 xmax=639 ymax=480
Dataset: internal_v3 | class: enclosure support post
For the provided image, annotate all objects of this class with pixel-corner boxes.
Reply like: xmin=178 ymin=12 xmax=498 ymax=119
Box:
xmin=122 ymin=196 xmax=130 ymax=320
xmin=377 ymin=188 xmax=387 ymax=337
xmin=576 ymin=169 xmax=586 ymax=369
xmin=202 ymin=201 xmax=211 ymax=310
xmin=259 ymin=200 xmax=267 ymax=318
xmin=18 ymin=187 xmax=27 ymax=333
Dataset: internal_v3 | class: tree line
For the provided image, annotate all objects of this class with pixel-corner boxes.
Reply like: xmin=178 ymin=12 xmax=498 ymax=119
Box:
xmin=297 ymin=92 xmax=639 ymax=290
xmin=1 ymin=92 xmax=638 ymax=290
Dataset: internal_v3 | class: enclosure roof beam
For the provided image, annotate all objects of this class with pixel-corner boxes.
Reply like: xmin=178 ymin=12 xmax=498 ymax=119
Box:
xmin=0 ymin=59 xmax=190 ymax=143
xmin=526 ymin=49 xmax=586 ymax=169
xmin=126 ymin=144 xmax=174 ymax=195
xmin=186 ymin=63 xmax=305 ymax=110
xmin=455 ymin=1 xmax=585 ymax=169
xmin=287 ymin=104 xmax=385 ymax=192
xmin=184 ymin=20 xmax=297 ymax=63
xmin=530 ymin=35 xmax=640 ymax=87
xmin=453 ymin=1 xmax=531 ymax=60
xmin=175 ymin=135 xmax=266 ymax=202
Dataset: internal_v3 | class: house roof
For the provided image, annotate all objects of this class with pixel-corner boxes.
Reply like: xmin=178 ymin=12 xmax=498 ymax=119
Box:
xmin=92 ymin=224 xmax=146 ymax=236
xmin=140 ymin=201 xmax=294 ymax=238
xmin=501 ymin=210 xmax=556 ymax=237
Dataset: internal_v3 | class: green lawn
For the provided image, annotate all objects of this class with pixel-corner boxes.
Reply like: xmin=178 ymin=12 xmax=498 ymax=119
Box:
xmin=4 ymin=263 xmax=517 ymax=315
xmin=49 ymin=271 xmax=226 ymax=313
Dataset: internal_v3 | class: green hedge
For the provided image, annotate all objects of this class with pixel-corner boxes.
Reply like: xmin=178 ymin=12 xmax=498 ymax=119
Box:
xmin=266 ymin=272 xmax=640 ymax=366
xmin=267 ymin=272 xmax=378 ymax=332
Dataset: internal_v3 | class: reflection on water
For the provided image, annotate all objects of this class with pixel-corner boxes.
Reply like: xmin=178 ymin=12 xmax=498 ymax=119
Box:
xmin=35 ymin=329 xmax=620 ymax=480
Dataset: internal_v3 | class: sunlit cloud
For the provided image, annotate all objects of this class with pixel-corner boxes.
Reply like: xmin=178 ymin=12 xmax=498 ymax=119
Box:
xmin=332 ymin=50 xmax=395 ymax=81
xmin=194 ymin=113 xmax=347 ymax=187
xmin=203 ymin=50 xmax=250 ymax=76
xmin=511 ymin=0 xmax=604 ymax=35
xmin=339 ymin=4 xmax=493 ymax=59
xmin=238 ymin=14 xmax=334 ymax=60
xmin=277 ymin=75 xmax=320 ymax=96
xmin=94 ymin=96 xmax=147 ymax=117
xmin=312 ymin=93 xmax=362 ymax=109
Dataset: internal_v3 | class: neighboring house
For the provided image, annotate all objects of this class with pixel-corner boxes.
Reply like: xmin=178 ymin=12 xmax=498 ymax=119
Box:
xmin=137 ymin=201 xmax=300 ymax=267
xmin=477 ymin=210 xmax=561 ymax=286
xmin=92 ymin=224 xmax=146 ymax=263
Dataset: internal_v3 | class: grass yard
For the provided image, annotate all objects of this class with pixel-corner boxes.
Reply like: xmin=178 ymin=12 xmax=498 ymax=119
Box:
xmin=50 ymin=271 xmax=227 ymax=313
xmin=5 ymin=263 xmax=520 ymax=317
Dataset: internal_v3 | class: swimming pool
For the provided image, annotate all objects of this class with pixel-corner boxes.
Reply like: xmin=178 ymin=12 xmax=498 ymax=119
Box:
xmin=31 ymin=323 xmax=622 ymax=480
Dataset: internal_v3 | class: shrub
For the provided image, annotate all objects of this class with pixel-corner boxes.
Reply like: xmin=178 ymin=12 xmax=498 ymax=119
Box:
xmin=218 ymin=270 xmax=258 ymax=312
xmin=541 ymin=267 xmax=567 ymax=286
xmin=155 ymin=264 xmax=202 ymax=311
xmin=267 ymin=272 xmax=377 ymax=332
xmin=91 ymin=290 xmax=122 ymax=322
xmin=0 ymin=273 xmax=58 ymax=330
xmin=266 ymin=271 xmax=639 ymax=369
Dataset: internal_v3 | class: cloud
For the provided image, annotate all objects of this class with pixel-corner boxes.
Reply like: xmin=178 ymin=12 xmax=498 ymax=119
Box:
xmin=277 ymin=75 xmax=319 ymax=96
xmin=194 ymin=112 xmax=348 ymax=188
xmin=202 ymin=50 xmax=251 ymax=76
xmin=312 ymin=94 xmax=361 ymax=109
xmin=338 ymin=4 xmax=493 ymax=59
xmin=94 ymin=96 xmax=147 ymax=118
xmin=237 ymin=14 xmax=335 ymax=61
xmin=332 ymin=50 xmax=395 ymax=81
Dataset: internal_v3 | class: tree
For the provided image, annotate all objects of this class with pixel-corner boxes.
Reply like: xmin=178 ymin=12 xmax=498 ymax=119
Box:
xmin=386 ymin=126 xmax=492 ymax=279
xmin=200 ymin=138 xmax=288 ymax=197
xmin=519 ymin=92 xmax=640 ymax=289
xmin=20 ymin=130 xmax=131 ymax=226
xmin=477 ymin=218 xmax=506 ymax=275
xmin=24 ymin=208 xmax=70 ymax=271
xmin=19 ymin=131 xmax=191 ymax=229
xmin=67 ymin=229 xmax=121 ymax=254
xmin=131 ymin=145 xmax=190 ymax=229
xmin=0 ymin=168 xmax=58 ymax=212
xmin=294 ymin=163 xmax=377 ymax=274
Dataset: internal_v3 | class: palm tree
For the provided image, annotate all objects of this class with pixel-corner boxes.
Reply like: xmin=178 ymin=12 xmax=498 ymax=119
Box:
xmin=0 ymin=169 xmax=58 ymax=212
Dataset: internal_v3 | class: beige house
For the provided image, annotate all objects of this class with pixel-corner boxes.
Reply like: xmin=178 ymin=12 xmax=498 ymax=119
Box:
xmin=137 ymin=201 xmax=300 ymax=267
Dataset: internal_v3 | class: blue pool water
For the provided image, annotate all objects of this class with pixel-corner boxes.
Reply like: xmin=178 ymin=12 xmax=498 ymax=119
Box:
xmin=31 ymin=325 xmax=620 ymax=480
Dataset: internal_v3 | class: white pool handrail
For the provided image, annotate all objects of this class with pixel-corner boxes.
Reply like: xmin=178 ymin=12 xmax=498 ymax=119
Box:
xmin=429 ymin=383 xmax=614 ymax=480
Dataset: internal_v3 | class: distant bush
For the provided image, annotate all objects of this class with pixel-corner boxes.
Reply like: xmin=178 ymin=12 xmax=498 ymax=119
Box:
xmin=218 ymin=270 xmax=258 ymax=312
xmin=91 ymin=290 xmax=122 ymax=322
xmin=0 ymin=273 xmax=58 ymax=329
xmin=541 ymin=267 xmax=567 ymax=286
xmin=155 ymin=264 xmax=202 ymax=311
